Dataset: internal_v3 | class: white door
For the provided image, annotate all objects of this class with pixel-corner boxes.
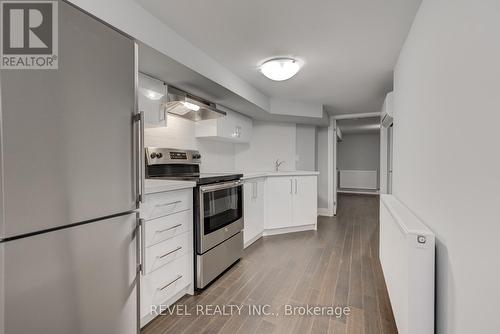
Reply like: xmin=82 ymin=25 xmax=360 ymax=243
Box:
xmin=292 ymin=176 xmax=318 ymax=227
xmin=333 ymin=121 xmax=338 ymax=215
xmin=387 ymin=125 xmax=394 ymax=194
xmin=265 ymin=177 xmax=293 ymax=230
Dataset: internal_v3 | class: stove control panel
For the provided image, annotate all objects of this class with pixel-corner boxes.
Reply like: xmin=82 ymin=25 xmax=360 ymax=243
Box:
xmin=169 ymin=152 xmax=187 ymax=160
xmin=145 ymin=147 xmax=201 ymax=165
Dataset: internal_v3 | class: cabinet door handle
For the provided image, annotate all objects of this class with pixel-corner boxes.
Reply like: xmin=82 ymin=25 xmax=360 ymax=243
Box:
xmin=158 ymin=274 xmax=183 ymax=291
xmin=134 ymin=111 xmax=145 ymax=204
xmin=156 ymin=224 xmax=182 ymax=234
xmin=290 ymin=179 xmax=293 ymax=194
xmin=158 ymin=246 xmax=182 ymax=259
xmin=139 ymin=218 xmax=145 ymax=275
xmin=253 ymin=182 xmax=257 ymax=199
xmin=295 ymin=179 xmax=298 ymax=194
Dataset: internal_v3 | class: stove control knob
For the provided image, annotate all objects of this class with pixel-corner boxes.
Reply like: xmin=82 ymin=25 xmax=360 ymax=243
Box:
xmin=156 ymin=152 xmax=163 ymax=159
xmin=150 ymin=153 xmax=157 ymax=159
xmin=192 ymin=153 xmax=201 ymax=159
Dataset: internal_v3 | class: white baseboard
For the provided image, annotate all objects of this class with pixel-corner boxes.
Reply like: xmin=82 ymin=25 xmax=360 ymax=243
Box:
xmin=244 ymin=233 xmax=263 ymax=249
xmin=318 ymin=208 xmax=334 ymax=217
xmin=338 ymin=189 xmax=379 ymax=196
xmin=263 ymin=224 xmax=316 ymax=236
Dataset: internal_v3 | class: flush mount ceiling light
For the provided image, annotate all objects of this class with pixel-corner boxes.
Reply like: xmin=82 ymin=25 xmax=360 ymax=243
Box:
xmin=259 ymin=57 xmax=302 ymax=81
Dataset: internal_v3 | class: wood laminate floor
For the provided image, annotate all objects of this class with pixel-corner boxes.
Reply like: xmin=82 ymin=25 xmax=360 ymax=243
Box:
xmin=142 ymin=194 xmax=397 ymax=334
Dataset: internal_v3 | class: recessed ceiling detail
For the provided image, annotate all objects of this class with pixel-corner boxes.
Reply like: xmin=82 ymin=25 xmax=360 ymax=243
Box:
xmin=136 ymin=0 xmax=422 ymax=115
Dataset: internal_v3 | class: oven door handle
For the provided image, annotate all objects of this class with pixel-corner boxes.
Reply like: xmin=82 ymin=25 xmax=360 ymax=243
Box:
xmin=200 ymin=180 xmax=242 ymax=193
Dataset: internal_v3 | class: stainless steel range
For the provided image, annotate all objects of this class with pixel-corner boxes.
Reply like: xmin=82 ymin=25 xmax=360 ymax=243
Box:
xmin=145 ymin=147 xmax=244 ymax=289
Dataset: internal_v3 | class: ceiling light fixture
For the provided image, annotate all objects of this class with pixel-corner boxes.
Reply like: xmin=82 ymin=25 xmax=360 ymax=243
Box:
xmin=259 ymin=57 xmax=302 ymax=81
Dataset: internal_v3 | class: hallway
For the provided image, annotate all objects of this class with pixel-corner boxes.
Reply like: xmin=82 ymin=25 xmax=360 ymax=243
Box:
xmin=142 ymin=194 xmax=397 ymax=334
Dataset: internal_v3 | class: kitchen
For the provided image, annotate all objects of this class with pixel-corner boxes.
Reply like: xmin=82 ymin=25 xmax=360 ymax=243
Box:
xmin=2 ymin=1 xmax=500 ymax=334
xmin=137 ymin=46 xmax=320 ymax=326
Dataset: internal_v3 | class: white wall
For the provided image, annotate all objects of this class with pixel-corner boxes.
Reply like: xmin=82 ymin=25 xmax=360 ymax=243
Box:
xmin=270 ymin=98 xmax=323 ymax=118
xmin=296 ymin=125 xmax=316 ymax=171
xmin=144 ymin=115 xmax=235 ymax=172
xmin=337 ymin=133 xmax=380 ymax=172
xmin=393 ymin=1 xmax=500 ymax=333
xmin=316 ymin=127 xmax=329 ymax=209
xmin=234 ymin=121 xmax=297 ymax=172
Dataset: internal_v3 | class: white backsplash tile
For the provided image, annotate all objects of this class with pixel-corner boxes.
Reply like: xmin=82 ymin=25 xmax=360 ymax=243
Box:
xmin=144 ymin=115 xmax=235 ymax=173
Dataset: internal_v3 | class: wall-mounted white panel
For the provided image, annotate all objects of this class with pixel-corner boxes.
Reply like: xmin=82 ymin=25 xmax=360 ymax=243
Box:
xmin=379 ymin=195 xmax=435 ymax=334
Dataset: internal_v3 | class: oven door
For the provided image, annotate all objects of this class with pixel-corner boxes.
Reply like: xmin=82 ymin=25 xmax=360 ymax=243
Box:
xmin=197 ymin=180 xmax=244 ymax=254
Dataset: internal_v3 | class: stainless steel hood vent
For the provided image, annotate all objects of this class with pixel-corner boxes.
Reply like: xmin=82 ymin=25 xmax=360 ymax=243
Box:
xmin=166 ymin=86 xmax=226 ymax=121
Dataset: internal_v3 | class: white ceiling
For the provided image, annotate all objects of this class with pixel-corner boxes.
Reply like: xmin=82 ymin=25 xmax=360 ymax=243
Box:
xmin=136 ymin=0 xmax=421 ymax=115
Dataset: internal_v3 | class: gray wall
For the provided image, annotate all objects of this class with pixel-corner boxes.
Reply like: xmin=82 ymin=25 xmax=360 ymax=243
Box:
xmin=394 ymin=0 xmax=500 ymax=333
xmin=296 ymin=124 xmax=316 ymax=171
xmin=337 ymin=133 xmax=380 ymax=171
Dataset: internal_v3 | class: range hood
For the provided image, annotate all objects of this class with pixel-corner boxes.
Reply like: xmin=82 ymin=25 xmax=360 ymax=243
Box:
xmin=166 ymin=86 xmax=226 ymax=121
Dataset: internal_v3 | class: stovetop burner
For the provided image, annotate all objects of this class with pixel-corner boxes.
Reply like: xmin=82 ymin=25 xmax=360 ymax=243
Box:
xmin=145 ymin=147 xmax=242 ymax=185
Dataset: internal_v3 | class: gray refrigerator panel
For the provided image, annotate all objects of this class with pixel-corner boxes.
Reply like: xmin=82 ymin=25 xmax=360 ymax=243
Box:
xmin=0 ymin=1 xmax=137 ymax=238
xmin=1 ymin=213 xmax=138 ymax=334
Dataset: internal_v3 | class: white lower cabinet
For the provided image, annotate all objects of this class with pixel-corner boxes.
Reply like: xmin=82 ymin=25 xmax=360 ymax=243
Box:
xmin=140 ymin=254 xmax=191 ymax=320
xmin=265 ymin=177 xmax=293 ymax=230
xmin=265 ymin=176 xmax=317 ymax=232
xmin=291 ymin=176 xmax=318 ymax=227
xmin=243 ymin=177 xmax=265 ymax=247
xmin=140 ymin=188 xmax=194 ymax=328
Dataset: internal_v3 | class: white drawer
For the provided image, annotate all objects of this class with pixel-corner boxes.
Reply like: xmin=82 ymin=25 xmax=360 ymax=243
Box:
xmin=144 ymin=231 xmax=192 ymax=274
xmin=144 ymin=210 xmax=192 ymax=247
xmin=140 ymin=254 xmax=191 ymax=318
xmin=142 ymin=189 xmax=192 ymax=220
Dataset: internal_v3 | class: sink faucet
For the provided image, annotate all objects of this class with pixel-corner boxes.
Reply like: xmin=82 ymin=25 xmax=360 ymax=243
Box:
xmin=274 ymin=159 xmax=285 ymax=171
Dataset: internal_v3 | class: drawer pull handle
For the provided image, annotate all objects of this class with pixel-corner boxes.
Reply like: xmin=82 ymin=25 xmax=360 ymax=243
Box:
xmin=155 ymin=200 xmax=182 ymax=208
xmin=158 ymin=275 xmax=183 ymax=291
xmin=158 ymin=246 xmax=182 ymax=259
xmin=156 ymin=224 xmax=182 ymax=234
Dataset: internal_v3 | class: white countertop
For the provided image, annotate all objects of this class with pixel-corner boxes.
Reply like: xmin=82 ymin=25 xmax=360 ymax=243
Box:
xmin=144 ymin=179 xmax=196 ymax=194
xmin=242 ymin=170 xmax=320 ymax=180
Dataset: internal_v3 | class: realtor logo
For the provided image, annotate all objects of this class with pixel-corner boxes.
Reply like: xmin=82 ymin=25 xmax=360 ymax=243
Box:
xmin=1 ymin=0 xmax=58 ymax=69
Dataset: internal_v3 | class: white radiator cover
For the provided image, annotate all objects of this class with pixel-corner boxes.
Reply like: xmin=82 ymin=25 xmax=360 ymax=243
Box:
xmin=339 ymin=170 xmax=378 ymax=189
xmin=379 ymin=195 xmax=435 ymax=334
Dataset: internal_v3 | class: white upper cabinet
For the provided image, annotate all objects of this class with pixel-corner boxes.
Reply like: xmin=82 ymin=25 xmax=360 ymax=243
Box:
xmin=138 ymin=73 xmax=167 ymax=128
xmin=195 ymin=109 xmax=252 ymax=143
